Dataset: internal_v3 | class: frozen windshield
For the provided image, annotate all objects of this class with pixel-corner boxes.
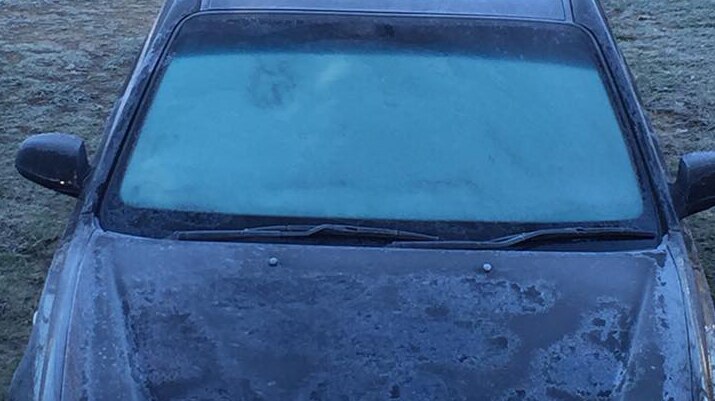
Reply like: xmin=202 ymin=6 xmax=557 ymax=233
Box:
xmin=107 ymin=14 xmax=648 ymax=237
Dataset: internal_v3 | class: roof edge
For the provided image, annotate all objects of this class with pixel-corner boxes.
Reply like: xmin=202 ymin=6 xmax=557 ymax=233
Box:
xmin=202 ymin=0 xmax=567 ymax=21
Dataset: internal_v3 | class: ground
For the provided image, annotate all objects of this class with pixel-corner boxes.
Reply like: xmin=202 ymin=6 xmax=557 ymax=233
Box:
xmin=0 ymin=0 xmax=713 ymax=397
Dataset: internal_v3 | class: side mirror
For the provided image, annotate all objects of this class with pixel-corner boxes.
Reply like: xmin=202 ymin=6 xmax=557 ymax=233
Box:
xmin=671 ymin=151 xmax=715 ymax=219
xmin=15 ymin=133 xmax=90 ymax=197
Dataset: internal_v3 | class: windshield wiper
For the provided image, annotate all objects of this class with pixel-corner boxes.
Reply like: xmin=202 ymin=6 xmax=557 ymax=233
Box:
xmin=389 ymin=227 xmax=658 ymax=250
xmin=170 ymin=224 xmax=440 ymax=242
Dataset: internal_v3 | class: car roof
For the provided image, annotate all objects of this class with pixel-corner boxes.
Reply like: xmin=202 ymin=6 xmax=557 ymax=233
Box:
xmin=200 ymin=0 xmax=571 ymax=21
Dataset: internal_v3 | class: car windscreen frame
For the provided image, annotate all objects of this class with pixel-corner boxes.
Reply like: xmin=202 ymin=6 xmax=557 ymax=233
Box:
xmin=98 ymin=11 xmax=662 ymax=243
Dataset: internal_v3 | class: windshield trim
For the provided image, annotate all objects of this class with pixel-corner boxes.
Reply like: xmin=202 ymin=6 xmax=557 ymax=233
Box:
xmin=97 ymin=11 xmax=662 ymax=244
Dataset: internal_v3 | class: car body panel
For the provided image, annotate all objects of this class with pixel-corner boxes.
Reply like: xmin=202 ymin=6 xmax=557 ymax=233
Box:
xmin=202 ymin=0 xmax=567 ymax=21
xmin=16 ymin=228 xmax=694 ymax=400
xmin=8 ymin=0 xmax=715 ymax=400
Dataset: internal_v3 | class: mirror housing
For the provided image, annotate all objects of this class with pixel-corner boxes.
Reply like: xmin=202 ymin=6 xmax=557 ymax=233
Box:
xmin=671 ymin=151 xmax=715 ymax=219
xmin=15 ymin=133 xmax=90 ymax=197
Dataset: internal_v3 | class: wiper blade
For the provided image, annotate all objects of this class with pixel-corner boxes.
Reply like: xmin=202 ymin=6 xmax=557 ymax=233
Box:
xmin=171 ymin=224 xmax=439 ymax=242
xmin=389 ymin=227 xmax=657 ymax=250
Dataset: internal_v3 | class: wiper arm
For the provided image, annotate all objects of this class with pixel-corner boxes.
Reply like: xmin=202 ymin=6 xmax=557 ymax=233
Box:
xmin=171 ymin=224 xmax=440 ymax=242
xmin=389 ymin=227 xmax=657 ymax=250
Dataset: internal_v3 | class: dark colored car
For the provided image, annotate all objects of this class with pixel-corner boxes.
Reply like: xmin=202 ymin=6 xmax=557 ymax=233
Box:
xmin=9 ymin=0 xmax=715 ymax=400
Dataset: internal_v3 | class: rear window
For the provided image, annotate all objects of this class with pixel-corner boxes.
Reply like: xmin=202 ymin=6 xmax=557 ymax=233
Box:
xmin=103 ymin=13 xmax=653 ymax=238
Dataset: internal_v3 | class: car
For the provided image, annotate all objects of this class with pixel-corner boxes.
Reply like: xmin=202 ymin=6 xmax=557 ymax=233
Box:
xmin=8 ymin=0 xmax=715 ymax=400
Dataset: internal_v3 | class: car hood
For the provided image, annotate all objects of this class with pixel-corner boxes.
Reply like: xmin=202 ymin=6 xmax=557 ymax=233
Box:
xmin=57 ymin=231 xmax=692 ymax=400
